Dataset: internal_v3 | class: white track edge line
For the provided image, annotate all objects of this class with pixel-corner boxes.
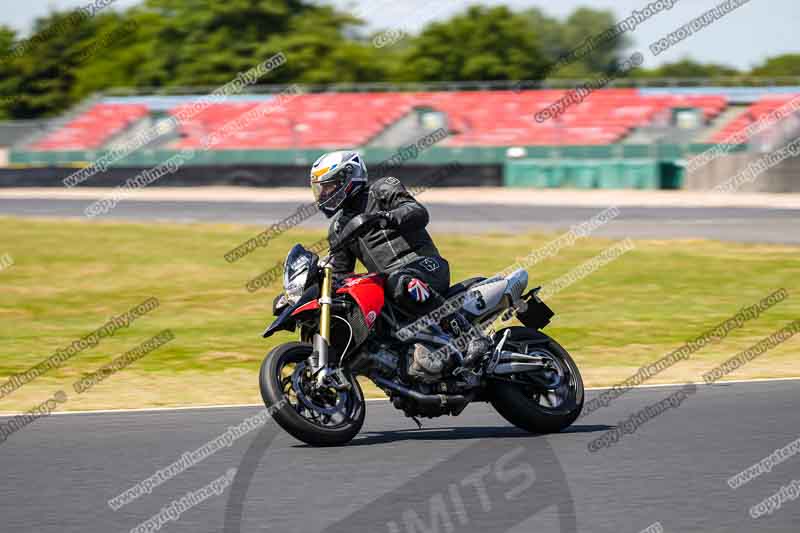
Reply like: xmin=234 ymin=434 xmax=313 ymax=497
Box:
xmin=1 ymin=376 xmax=798 ymax=417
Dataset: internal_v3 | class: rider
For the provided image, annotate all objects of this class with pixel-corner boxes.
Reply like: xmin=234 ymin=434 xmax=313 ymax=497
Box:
xmin=310 ymin=150 xmax=486 ymax=378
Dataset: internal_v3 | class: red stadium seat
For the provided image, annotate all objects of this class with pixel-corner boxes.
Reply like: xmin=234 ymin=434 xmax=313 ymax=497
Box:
xmin=710 ymin=96 xmax=799 ymax=143
xmin=31 ymin=104 xmax=149 ymax=150
xmin=29 ymin=89 xmax=757 ymax=150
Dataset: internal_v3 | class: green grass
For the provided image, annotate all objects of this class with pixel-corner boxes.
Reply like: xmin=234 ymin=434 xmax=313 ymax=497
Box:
xmin=0 ymin=216 xmax=798 ymax=412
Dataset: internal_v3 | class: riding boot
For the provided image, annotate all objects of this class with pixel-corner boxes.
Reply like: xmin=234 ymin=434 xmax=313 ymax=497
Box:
xmin=440 ymin=312 xmax=492 ymax=368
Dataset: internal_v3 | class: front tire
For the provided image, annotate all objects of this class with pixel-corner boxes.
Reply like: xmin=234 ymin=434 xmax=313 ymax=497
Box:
xmin=489 ymin=327 xmax=583 ymax=434
xmin=259 ymin=342 xmax=365 ymax=446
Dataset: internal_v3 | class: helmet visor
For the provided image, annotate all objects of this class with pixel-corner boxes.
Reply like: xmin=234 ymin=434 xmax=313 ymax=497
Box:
xmin=311 ymin=165 xmax=355 ymax=206
xmin=311 ymin=176 xmax=345 ymax=205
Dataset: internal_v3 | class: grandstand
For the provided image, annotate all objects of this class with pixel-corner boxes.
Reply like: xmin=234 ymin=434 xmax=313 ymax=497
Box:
xmin=709 ymin=95 xmax=800 ymax=144
xmin=25 ymin=89 xmax=734 ymax=150
xmin=30 ymin=104 xmax=150 ymax=151
xmin=5 ymin=85 xmax=800 ymax=191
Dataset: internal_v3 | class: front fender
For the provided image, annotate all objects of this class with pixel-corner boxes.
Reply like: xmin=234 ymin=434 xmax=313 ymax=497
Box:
xmin=262 ymin=285 xmax=319 ymax=338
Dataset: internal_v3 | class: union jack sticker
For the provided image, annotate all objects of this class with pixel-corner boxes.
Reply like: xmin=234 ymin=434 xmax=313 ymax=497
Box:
xmin=407 ymin=278 xmax=431 ymax=302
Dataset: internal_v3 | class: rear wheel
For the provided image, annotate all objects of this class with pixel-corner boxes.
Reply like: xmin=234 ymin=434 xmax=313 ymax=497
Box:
xmin=259 ymin=342 xmax=365 ymax=446
xmin=488 ymin=327 xmax=583 ymax=434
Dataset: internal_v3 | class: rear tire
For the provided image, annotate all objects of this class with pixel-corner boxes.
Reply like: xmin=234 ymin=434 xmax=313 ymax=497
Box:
xmin=489 ymin=327 xmax=583 ymax=434
xmin=260 ymin=342 xmax=365 ymax=446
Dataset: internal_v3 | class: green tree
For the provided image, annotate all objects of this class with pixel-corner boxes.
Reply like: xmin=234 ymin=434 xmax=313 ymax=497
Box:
xmin=750 ymin=54 xmax=800 ymax=76
xmin=557 ymin=7 xmax=630 ymax=75
xmin=131 ymin=0 xmax=312 ymax=87
xmin=69 ymin=13 xmax=157 ymax=100
xmin=3 ymin=1 xmax=796 ymax=121
xmin=657 ymin=59 xmax=739 ymax=77
xmin=3 ymin=10 xmax=104 ymax=118
xmin=518 ymin=8 xmax=564 ymax=62
xmin=0 ymin=25 xmax=21 ymax=119
xmin=397 ymin=6 xmax=549 ymax=82
xmin=630 ymin=58 xmax=740 ymax=79
xmin=266 ymin=5 xmax=390 ymax=84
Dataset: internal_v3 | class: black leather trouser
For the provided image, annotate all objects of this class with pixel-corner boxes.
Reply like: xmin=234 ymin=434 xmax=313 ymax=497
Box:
xmin=385 ymin=256 xmax=450 ymax=316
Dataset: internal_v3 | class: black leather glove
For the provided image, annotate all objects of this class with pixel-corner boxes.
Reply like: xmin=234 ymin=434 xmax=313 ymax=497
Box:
xmin=374 ymin=211 xmax=392 ymax=229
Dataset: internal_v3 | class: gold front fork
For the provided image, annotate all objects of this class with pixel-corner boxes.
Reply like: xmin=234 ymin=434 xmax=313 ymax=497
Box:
xmin=319 ymin=264 xmax=333 ymax=341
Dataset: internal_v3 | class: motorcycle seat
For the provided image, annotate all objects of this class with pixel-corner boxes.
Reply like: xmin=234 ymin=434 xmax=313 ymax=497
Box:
xmin=444 ymin=277 xmax=486 ymax=298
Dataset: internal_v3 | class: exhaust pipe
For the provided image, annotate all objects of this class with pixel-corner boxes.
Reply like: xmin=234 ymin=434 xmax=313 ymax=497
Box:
xmin=493 ymin=362 xmax=548 ymax=374
xmin=371 ymin=376 xmax=472 ymax=409
xmin=497 ymin=351 xmax=549 ymax=363
xmin=491 ymin=351 xmax=551 ymax=375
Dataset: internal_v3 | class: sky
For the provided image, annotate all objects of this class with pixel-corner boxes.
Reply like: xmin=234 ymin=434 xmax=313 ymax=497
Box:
xmin=2 ymin=0 xmax=797 ymax=70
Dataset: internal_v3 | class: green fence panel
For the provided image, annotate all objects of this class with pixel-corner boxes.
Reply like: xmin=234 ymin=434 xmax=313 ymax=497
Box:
xmin=504 ymin=160 xmax=555 ymax=187
xmin=562 ymin=161 xmax=597 ymax=188
xmin=618 ymin=160 xmax=660 ymax=189
xmin=9 ymin=143 xmax=749 ymax=170
xmin=504 ymin=158 xmax=661 ymax=189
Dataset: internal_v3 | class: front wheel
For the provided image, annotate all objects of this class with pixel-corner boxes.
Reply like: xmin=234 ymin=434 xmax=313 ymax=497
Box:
xmin=488 ymin=327 xmax=583 ymax=434
xmin=259 ymin=342 xmax=365 ymax=446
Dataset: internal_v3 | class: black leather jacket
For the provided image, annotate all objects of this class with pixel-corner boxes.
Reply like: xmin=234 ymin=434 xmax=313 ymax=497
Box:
xmin=328 ymin=177 xmax=441 ymax=278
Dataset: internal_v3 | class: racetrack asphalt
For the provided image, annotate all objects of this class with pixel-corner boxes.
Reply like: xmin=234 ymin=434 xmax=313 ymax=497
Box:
xmin=1 ymin=197 xmax=799 ymax=244
xmin=1 ymin=379 xmax=798 ymax=532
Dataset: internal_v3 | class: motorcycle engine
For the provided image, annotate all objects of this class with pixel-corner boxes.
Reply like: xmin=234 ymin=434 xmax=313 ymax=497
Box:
xmin=362 ymin=341 xmax=458 ymax=385
xmin=407 ymin=342 xmax=455 ymax=383
xmin=369 ymin=344 xmax=401 ymax=378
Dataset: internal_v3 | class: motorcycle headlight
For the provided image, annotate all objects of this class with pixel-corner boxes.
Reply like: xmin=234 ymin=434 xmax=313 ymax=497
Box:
xmin=284 ymin=272 xmax=307 ymax=306
xmin=283 ymin=245 xmax=313 ymax=305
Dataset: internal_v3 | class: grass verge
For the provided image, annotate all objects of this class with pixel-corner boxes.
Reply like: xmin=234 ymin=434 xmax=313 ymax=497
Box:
xmin=0 ymin=216 xmax=798 ymax=412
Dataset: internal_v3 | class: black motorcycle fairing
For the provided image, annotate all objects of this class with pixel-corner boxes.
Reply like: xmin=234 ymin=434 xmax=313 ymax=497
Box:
xmin=516 ymin=287 xmax=555 ymax=330
xmin=263 ymin=285 xmax=320 ymax=338
xmin=493 ymin=326 xmax=553 ymax=346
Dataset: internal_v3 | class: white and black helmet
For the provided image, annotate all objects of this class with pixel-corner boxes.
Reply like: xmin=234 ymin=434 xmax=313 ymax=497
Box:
xmin=310 ymin=150 xmax=368 ymax=217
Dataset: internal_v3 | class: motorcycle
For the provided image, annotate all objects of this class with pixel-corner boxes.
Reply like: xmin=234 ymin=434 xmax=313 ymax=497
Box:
xmin=259 ymin=214 xmax=584 ymax=446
